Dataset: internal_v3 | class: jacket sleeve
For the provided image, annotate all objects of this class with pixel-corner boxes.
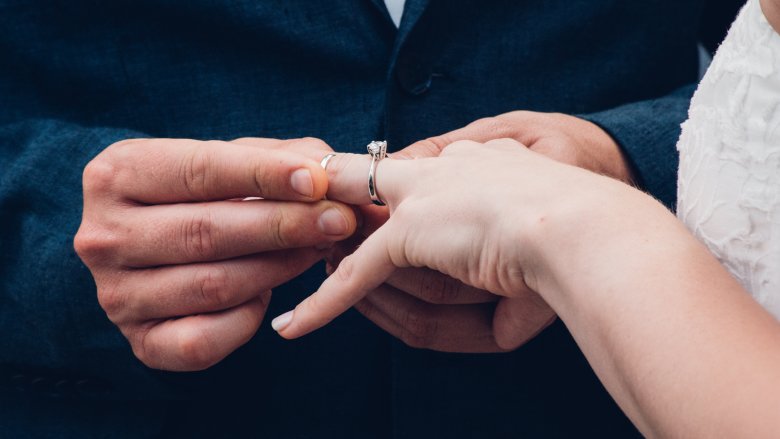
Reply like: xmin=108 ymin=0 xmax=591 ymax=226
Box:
xmin=0 ymin=118 xmax=168 ymax=398
xmin=580 ymin=84 xmax=697 ymax=210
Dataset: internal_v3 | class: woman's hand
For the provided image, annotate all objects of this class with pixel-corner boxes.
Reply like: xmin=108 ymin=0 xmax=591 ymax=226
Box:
xmin=311 ymin=111 xmax=631 ymax=352
xmin=270 ymin=138 xmax=613 ymax=339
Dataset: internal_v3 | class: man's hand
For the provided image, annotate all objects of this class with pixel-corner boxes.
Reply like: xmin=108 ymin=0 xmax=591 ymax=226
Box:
xmin=319 ymin=111 xmax=632 ymax=352
xmin=403 ymin=111 xmax=635 ymax=184
xmin=325 ymin=239 xmax=554 ymax=352
xmin=74 ymin=137 xmax=357 ymax=371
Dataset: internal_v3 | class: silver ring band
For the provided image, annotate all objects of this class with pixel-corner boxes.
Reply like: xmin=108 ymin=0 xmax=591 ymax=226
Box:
xmin=320 ymin=153 xmax=337 ymax=200
xmin=320 ymin=153 xmax=337 ymax=170
xmin=367 ymin=141 xmax=387 ymax=206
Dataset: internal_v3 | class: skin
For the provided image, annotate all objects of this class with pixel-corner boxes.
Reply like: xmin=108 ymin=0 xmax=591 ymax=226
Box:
xmin=75 ymin=137 xmax=358 ymax=371
xmin=329 ymin=112 xmax=634 ymax=352
xmin=274 ymin=139 xmax=780 ymax=437
xmin=76 ymin=111 xmax=631 ymax=369
xmin=762 ymin=0 xmax=780 ymax=34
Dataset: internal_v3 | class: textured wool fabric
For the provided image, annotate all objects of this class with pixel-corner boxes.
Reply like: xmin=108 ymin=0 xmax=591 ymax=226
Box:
xmin=0 ymin=0 xmax=709 ymax=437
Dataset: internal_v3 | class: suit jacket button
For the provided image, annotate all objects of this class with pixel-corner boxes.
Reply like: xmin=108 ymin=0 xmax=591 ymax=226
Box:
xmin=396 ymin=54 xmax=435 ymax=96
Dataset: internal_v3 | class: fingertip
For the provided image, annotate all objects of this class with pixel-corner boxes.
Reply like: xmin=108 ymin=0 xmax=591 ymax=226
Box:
xmin=290 ymin=168 xmax=315 ymax=199
xmin=316 ymin=201 xmax=358 ymax=238
xmin=289 ymin=159 xmax=329 ymax=201
xmin=273 ymin=295 xmax=328 ymax=340
xmin=271 ymin=309 xmax=294 ymax=333
xmin=307 ymin=159 xmax=330 ymax=200
xmin=274 ymin=297 xmax=316 ymax=339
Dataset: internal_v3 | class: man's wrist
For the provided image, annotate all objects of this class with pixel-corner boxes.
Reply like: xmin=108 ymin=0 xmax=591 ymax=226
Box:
xmin=579 ymin=118 xmax=637 ymax=185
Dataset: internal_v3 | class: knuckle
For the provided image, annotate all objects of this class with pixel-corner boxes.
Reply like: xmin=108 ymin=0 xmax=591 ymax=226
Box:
xmin=298 ymin=137 xmax=329 ymax=151
xmin=73 ymin=226 xmax=123 ymax=264
xmin=96 ymin=285 xmax=126 ymax=320
xmin=496 ymin=110 xmax=532 ymax=124
xmin=177 ymin=327 xmax=218 ymax=370
xmin=471 ymin=116 xmax=515 ymax=137
xmin=82 ymin=156 xmax=118 ymax=195
xmin=182 ymin=210 xmax=218 ymax=260
xmin=333 ymin=256 xmax=355 ymax=284
xmin=109 ymin=138 xmax=146 ymax=151
xmin=268 ymin=206 xmax=291 ymax=249
xmin=249 ymin=157 xmax=282 ymax=198
xmin=180 ymin=145 xmax=213 ymax=199
xmin=192 ymin=265 xmax=231 ymax=310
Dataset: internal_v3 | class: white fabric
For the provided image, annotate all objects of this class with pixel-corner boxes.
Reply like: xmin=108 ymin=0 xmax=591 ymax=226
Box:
xmin=677 ymin=0 xmax=780 ymax=319
xmin=384 ymin=0 xmax=405 ymax=27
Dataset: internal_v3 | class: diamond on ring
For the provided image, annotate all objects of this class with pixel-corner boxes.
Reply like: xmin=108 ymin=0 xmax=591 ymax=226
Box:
xmin=367 ymin=140 xmax=386 ymax=156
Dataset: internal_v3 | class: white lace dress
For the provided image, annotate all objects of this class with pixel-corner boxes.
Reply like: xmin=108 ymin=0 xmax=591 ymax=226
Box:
xmin=677 ymin=0 xmax=780 ymax=319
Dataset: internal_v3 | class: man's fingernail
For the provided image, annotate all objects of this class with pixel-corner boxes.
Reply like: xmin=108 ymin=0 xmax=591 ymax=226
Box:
xmin=271 ymin=310 xmax=294 ymax=332
xmin=318 ymin=208 xmax=348 ymax=236
xmin=290 ymin=169 xmax=314 ymax=198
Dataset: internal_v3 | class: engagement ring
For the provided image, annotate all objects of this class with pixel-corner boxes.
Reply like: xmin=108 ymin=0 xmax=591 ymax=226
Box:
xmin=367 ymin=140 xmax=387 ymax=206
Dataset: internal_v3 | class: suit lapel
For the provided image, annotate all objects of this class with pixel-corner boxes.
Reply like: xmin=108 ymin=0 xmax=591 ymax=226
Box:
xmin=396 ymin=0 xmax=431 ymax=37
xmin=368 ymin=0 xmax=393 ymax=22
xmin=392 ymin=0 xmax=431 ymax=57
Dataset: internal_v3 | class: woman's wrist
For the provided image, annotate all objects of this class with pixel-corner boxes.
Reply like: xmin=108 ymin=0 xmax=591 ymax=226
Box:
xmin=520 ymin=178 xmax=679 ymax=314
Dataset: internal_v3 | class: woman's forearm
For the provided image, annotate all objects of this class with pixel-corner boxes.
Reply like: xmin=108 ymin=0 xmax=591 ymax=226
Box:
xmin=761 ymin=0 xmax=780 ymax=34
xmin=528 ymin=181 xmax=780 ymax=437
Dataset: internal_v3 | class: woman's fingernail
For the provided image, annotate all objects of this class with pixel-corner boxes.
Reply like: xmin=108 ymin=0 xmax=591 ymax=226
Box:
xmin=271 ymin=310 xmax=294 ymax=332
xmin=290 ymin=169 xmax=314 ymax=198
xmin=318 ymin=208 xmax=348 ymax=236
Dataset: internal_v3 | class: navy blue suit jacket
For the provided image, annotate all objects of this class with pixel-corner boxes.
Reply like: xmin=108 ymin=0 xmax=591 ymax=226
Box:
xmin=1 ymin=0 xmax=705 ymax=437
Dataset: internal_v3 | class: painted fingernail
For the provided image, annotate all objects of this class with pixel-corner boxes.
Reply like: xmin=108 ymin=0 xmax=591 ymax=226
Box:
xmin=290 ymin=169 xmax=314 ymax=198
xmin=318 ymin=208 xmax=348 ymax=236
xmin=271 ymin=310 xmax=294 ymax=332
